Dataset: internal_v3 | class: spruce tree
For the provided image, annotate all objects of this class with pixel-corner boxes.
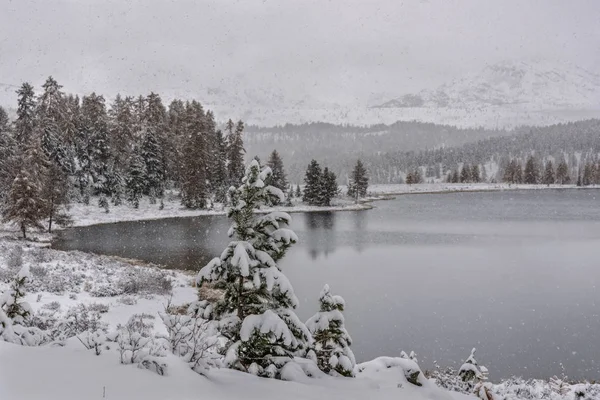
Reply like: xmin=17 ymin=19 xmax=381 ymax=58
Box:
xmin=14 ymin=83 xmax=36 ymax=145
xmin=126 ymin=150 xmax=146 ymax=209
xmin=3 ymin=266 xmax=32 ymax=324
xmin=2 ymin=169 xmax=45 ymax=239
xmin=266 ymin=150 xmax=288 ymax=192
xmin=347 ymin=159 xmax=368 ymax=200
xmin=556 ymin=160 xmax=569 ymax=184
xmin=306 ymin=285 xmax=355 ymax=377
xmin=0 ymin=107 xmax=17 ymax=199
xmin=37 ymin=77 xmax=74 ymax=175
xmin=303 ymin=160 xmax=322 ymax=205
xmin=451 ymin=169 xmax=459 ymax=183
xmin=41 ymin=163 xmax=72 ymax=232
xmin=319 ymin=167 xmax=338 ymax=207
xmin=471 ymin=164 xmax=481 ymax=183
xmin=524 ymin=156 xmax=540 ymax=184
xmin=141 ymin=126 xmax=166 ymax=202
xmin=195 ymin=160 xmax=310 ymax=377
xmin=460 ymin=164 xmax=471 ymax=183
xmin=180 ymin=101 xmax=208 ymax=209
xmin=108 ymin=95 xmax=135 ymax=172
xmin=543 ymin=160 xmax=555 ymax=186
xmin=226 ymin=119 xmax=245 ymax=188
xmin=582 ymin=163 xmax=593 ymax=186
xmin=295 ymin=184 xmax=302 ymax=198
xmin=514 ymin=162 xmax=523 ymax=183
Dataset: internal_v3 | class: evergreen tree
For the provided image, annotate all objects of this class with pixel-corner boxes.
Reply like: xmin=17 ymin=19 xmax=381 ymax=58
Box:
xmin=226 ymin=119 xmax=245 ymax=187
xmin=267 ymin=150 xmax=288 ymax=193
xmin=141 ymin=126 xmax=166 ymax=202
xmin=556 ymin=159 xmax=569 ymax=184
xmin=212 ymin=129 xmax=229 ymax=203
xmin=451 ymin=169 xmax=459 ymax=183
xmin=303 ymin=160 xmax=322 ymax=205
xmin=14 ymin=83 xmax=36 ymax=145
xmin=582 ymin=162 xmax=593 ymax=186
xmin=306 ymin=285 xmax=355 ymax=377
xmin=458 ymin=348 xmax=483 ymax=383
xmin=41 ymin=163 xmax=72 ymax=233
xmin=2 ymin=266 xmax=32 ymax=324
xmin=471 ymin=164 xmax=480 ymax=183
xmin=460 ymin=164 xmax=471 ymax=183
xmin=514 ymin=162 xmax=523 ymax=183
xmin=524 ymin=156 xmax=540 ymax=184
xmin=125 ymin=150 xmax=146 ymax=209
xmin=295 ymin=184 xmax=302 ymax=198
xmin=543 ymin=160 xmax=555 ymax=186
xmin=80 ymin=93 xmax=112 ymax=203
xmin=180 ymin=101 xmax=208 ymax=209
xmin=0 ymin=107 xmax=17 ymax=199
xmin=37 ymin=77 xmax=74 ymax=175
xmin=108 ymin=95 xmax=135 ymax=172
xmin=347 ymin=159 xmax=369 ymax=200
xmin=195 ymin=160 xmax=310 ymax=377
xmin=2 ymin=169 xmax=45 ymax=239
xmin=319 ymin=167 xmax=338 ymax=207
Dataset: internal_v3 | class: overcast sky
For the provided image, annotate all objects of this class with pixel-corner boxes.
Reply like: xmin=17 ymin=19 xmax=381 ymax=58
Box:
xmin=1 ymin=0 xmax=599 ymax=107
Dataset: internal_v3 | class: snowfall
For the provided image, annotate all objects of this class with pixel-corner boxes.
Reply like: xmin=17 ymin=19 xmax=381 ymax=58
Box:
xmin=0 ymin=183 xmax=596 ymax=400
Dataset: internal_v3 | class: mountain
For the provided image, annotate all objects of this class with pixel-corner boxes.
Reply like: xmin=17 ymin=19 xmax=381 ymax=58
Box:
xmin=375 ymin=60 xmax=600 ymax=111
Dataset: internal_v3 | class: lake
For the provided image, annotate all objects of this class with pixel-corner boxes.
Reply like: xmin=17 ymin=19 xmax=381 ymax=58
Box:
xmin=53 ymin=189 xmax=600 ymax=380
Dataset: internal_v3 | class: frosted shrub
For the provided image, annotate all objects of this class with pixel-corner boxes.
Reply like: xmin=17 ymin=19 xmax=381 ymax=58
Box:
xmin=112 ymin=313 xmax=167 ymax=375
xmin=78 ymin=329 xmax=107 ymax=355
xmin=54 ymin=303 xmax=108 ymax=340
xmin=160 ymin=307 xmax=220 ymax=375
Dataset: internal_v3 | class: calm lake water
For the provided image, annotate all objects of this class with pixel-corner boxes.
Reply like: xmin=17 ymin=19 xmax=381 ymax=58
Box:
xmin=53 ymin=190 xmax=600 ymax=380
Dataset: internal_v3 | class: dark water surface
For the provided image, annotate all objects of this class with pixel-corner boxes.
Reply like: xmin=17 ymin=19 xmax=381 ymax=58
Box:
xmin=53 ymin=190 xmax=600 ymax=379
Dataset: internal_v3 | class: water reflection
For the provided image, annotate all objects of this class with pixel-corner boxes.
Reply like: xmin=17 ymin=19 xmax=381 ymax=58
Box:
xmin=303 ymin=212 xmax=336 ymax=259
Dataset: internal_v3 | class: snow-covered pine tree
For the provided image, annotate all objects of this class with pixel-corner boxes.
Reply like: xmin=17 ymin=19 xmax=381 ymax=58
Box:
xmin=180 ymin=100 xmax=208 ymax=209
xmin=305 ymin=284 xmax=355 ymax=377
xmin=514 ymin=162 xmax=523 ymax=183
xmin=583 ymin=162 xmax=593 ymax=186
xmin=108 ymin=94 xmax=135 ymax=174
xmin=2 ymin=169 xmax=46 ymax=239
xmin=2 ymin=265 xmax=32 ymax=324
xmin=37 ymin=77 xmax=74 ymax=176
xmin=126 ymin=150 xmax=146 ymax=209
xmin=319 ymin=167 xmax=338 ymax=207
xmin=41 ymin=163 xmax=72 ymax=232
xmin=451 ymin=168 xmax=459 ymax=183
xmin=524 ymin=156 xmax=540 ymax=184
xmin=195 ymin=159 xmax=311 ymax=378
xmin=471 ymin=164 xmax=481 ymax=183
xmin=80 ymin=93 xmax=113 ymax=205
xmin=141 ymin=125 xmax=166 ymax=202
xmin=212 ymin=128 xmax=229 ymax=203
xmin=226 ymin=119 xmax=246 ymax=188
xmin=347 ymin=159 xmax=369 ymax=200
xmin=543 ymin=160 xmax=555 ymax=185
xmin=295 ymin=184 xmax=302 ymax=198
xmin=14 ymin=82 xmax=36 ymax=146
xmin=303 ymin=159 xmax=322 ymax=205
xmin=267 ymin=150 xmax=288 ymax=193
xmin=460 ymin=164 xmax=471 ymax=183
xmin=458 ymin=348 xmax=483 ymax=383
xmin=0 ymin=107 xmax=17 ymax=199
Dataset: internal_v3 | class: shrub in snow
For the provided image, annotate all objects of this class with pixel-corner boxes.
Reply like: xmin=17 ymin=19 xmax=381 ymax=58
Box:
xmin=54 ymin=303 xmax=108 ymax=341
xmin=427 ymin=365 xmax=470 ymax=394
xmin=356 ymin=356 xmax=428 ymax=387
xmin=78 ymin=329 xmax=107 ymax=355
xmin=111 ymin=313 xmax=167 ymax=375
xmin=550 ymin=375 xmax=570 ymax=396
xmin=195 ymin=160 xmax=311 ymax=378
xmin=160 ymin=307 xmax=220 ymax=375
xmin=87 ymin=302 xmax=109 ymax=314
xmin=305 ymin=284 xmax=355 ymax=377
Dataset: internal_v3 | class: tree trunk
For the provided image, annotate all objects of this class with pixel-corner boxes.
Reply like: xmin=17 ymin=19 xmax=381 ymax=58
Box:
xmin=48 ymin=198 xmax=54 ymax=233
xmin=21 ymin=223 xmax=26 ymax=239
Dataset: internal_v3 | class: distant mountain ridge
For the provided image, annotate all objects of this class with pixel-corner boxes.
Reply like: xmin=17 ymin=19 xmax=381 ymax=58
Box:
xmin=375 ymin=60 xmax=600 ymax=111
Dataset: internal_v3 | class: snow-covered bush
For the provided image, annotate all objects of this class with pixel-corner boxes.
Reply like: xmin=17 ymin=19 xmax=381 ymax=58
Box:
xmin=459 ymin=348 xmax=485 ymax=383
xmin=54 ymin=303 xmax=108 ymax=340
xmin=111 ymin=313 xmax=167 ymax=375
xmin=195 ymin=160 xmax=311 ymax=378
xmin=78 ymin=329 xmax=107 ymax=355
xmin=160 ymin=307 xmax=220 ymax=375
xmin=305 ymin=284 xmax=355 ymax=377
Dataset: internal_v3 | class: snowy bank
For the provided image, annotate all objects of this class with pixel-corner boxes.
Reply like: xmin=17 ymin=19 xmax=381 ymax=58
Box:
xmin=365 ymin=183 xmax=582 ymax=196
